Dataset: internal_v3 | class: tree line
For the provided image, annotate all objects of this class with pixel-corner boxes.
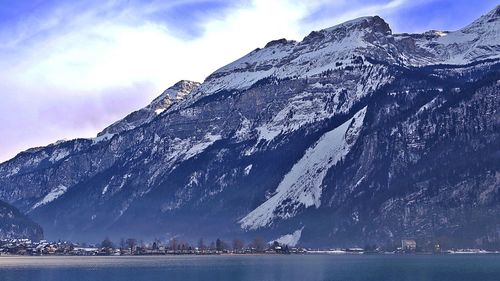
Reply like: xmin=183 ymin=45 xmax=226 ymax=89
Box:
xmin=98 ymin=236 xmax=296 ymax=255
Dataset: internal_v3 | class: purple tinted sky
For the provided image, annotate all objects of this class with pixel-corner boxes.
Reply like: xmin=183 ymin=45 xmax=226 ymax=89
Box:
xmin=0 ymin=0 xmax=497 ymax=162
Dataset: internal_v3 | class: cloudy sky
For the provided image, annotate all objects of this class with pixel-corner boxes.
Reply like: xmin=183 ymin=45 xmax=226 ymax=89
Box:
xmin=0 ymin=0 xmax=496 ymax=162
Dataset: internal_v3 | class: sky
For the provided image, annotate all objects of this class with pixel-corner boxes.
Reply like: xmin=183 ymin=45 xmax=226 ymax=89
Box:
xmin=0 ymin=0 xmax=497 ymax=162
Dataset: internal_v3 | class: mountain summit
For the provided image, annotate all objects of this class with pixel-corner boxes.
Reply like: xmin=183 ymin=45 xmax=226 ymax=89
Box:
xmin=98 ymin=80 xmax=200 ymax=137
xmin=0 ymin=8 xmax=499 ymax=247
xmin=322 ymin=15 xmax=391 ymax=34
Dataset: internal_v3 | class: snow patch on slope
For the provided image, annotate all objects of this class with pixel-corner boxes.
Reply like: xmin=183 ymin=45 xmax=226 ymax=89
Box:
xmin=49 ymin=149 xmax=70 ymax=163
xmin=5 ymin=167 xmax=20 ymax=177
xmin=271 ymin=228 xmax=303 ymax=247
xmin=166 ymin=133 xmax=222 ymax=163
xmin=31 ymin=185 xmax=68 ymax=210
xmin=240 ymin=107 xmax=367 ymax=230
xmin=92 ymin=133 xmax=114 ymax=144
xmin=234 ymin=117 xmax=253 ymax=142
xmin=253 ymin=91 xmax=341 ymax=144
xmin=183 ymin=134 xmax=222 ymax=161
xmin=244 ymin=164 xmax=253 ymax=176
xmin=102 ymin=183 xmax=110 ymax=195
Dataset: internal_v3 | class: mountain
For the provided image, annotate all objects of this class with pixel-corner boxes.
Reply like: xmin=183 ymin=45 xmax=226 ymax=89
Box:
xmin=0 ymin=200 xmax=43 ymax=241
xmin=0 ymin=6 xmax=498 ymax=247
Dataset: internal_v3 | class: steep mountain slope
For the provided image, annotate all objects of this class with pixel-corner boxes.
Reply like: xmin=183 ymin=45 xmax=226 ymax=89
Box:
xmin=0 ymin=200 xmax=43 ymax=240
xmin=266 ymin=62 xmax=500 ymax=248
xmin=0 ymin=6 xmax=498 ymax=247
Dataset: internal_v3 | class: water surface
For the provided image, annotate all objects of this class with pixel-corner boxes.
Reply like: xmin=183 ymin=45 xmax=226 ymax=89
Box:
xmin=0 ymin=254 xmax=499 ymax=281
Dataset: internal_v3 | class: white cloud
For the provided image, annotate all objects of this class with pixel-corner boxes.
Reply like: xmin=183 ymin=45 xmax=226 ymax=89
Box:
xmin=1 ymin=0 xmax=413 ymax=94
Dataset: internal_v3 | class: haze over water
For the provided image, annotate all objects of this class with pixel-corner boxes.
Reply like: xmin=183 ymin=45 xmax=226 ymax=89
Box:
xmin=0 ymin=255 xmax=499 ymax=281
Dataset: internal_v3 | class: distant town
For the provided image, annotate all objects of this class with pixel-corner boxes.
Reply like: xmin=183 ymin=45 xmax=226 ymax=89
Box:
xmin=1 ymin=238 xmax=498 ymax=256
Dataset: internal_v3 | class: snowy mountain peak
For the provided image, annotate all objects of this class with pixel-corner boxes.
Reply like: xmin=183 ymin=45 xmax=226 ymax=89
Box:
xmin=264 ymin=38 xmax=295 ymax=48
xmin=300 ymin=16 xmax=392 ymax=46
xmin=98 ymin=80 xmax=200 ymax=136
xmin=151 ymin=80 xmax=201 ymax=108
xmin=322 ymin=15 xmax=391 ymax=35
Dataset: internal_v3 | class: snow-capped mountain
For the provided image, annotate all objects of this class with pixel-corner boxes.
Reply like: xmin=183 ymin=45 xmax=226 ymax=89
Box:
xmin=0 ymin=6 xmax=498 ymax=247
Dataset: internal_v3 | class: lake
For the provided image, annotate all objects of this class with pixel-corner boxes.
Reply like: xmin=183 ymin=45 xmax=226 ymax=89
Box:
xmin=0 ymin=254 xmax=499 ymax=281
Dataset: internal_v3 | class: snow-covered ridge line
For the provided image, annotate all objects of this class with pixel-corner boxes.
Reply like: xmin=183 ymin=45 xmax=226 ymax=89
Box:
xmin=186 ymin=8 xmax=499 ymax=101
xmin=240 ymin=107 xmax=367 ymax=230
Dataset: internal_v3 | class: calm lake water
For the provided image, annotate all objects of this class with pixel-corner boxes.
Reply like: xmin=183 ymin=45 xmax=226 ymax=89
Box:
xmin=0 ymin=254 xmax=499 ymax=281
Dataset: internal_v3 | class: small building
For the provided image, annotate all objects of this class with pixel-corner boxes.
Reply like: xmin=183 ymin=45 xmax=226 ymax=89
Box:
xmin=401 ymin=239 xmax=417 ymax=251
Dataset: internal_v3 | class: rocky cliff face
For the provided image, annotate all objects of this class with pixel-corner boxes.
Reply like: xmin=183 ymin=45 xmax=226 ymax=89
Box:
xmin=0 ymin=200 xmax=43 ymax=241
xmin=0 ymin=7 xmax=498 ymax=247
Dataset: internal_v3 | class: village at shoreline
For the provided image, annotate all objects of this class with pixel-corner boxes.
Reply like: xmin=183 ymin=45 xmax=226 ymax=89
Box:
xmin=1 ymin=238 xmax=498 ymax=257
